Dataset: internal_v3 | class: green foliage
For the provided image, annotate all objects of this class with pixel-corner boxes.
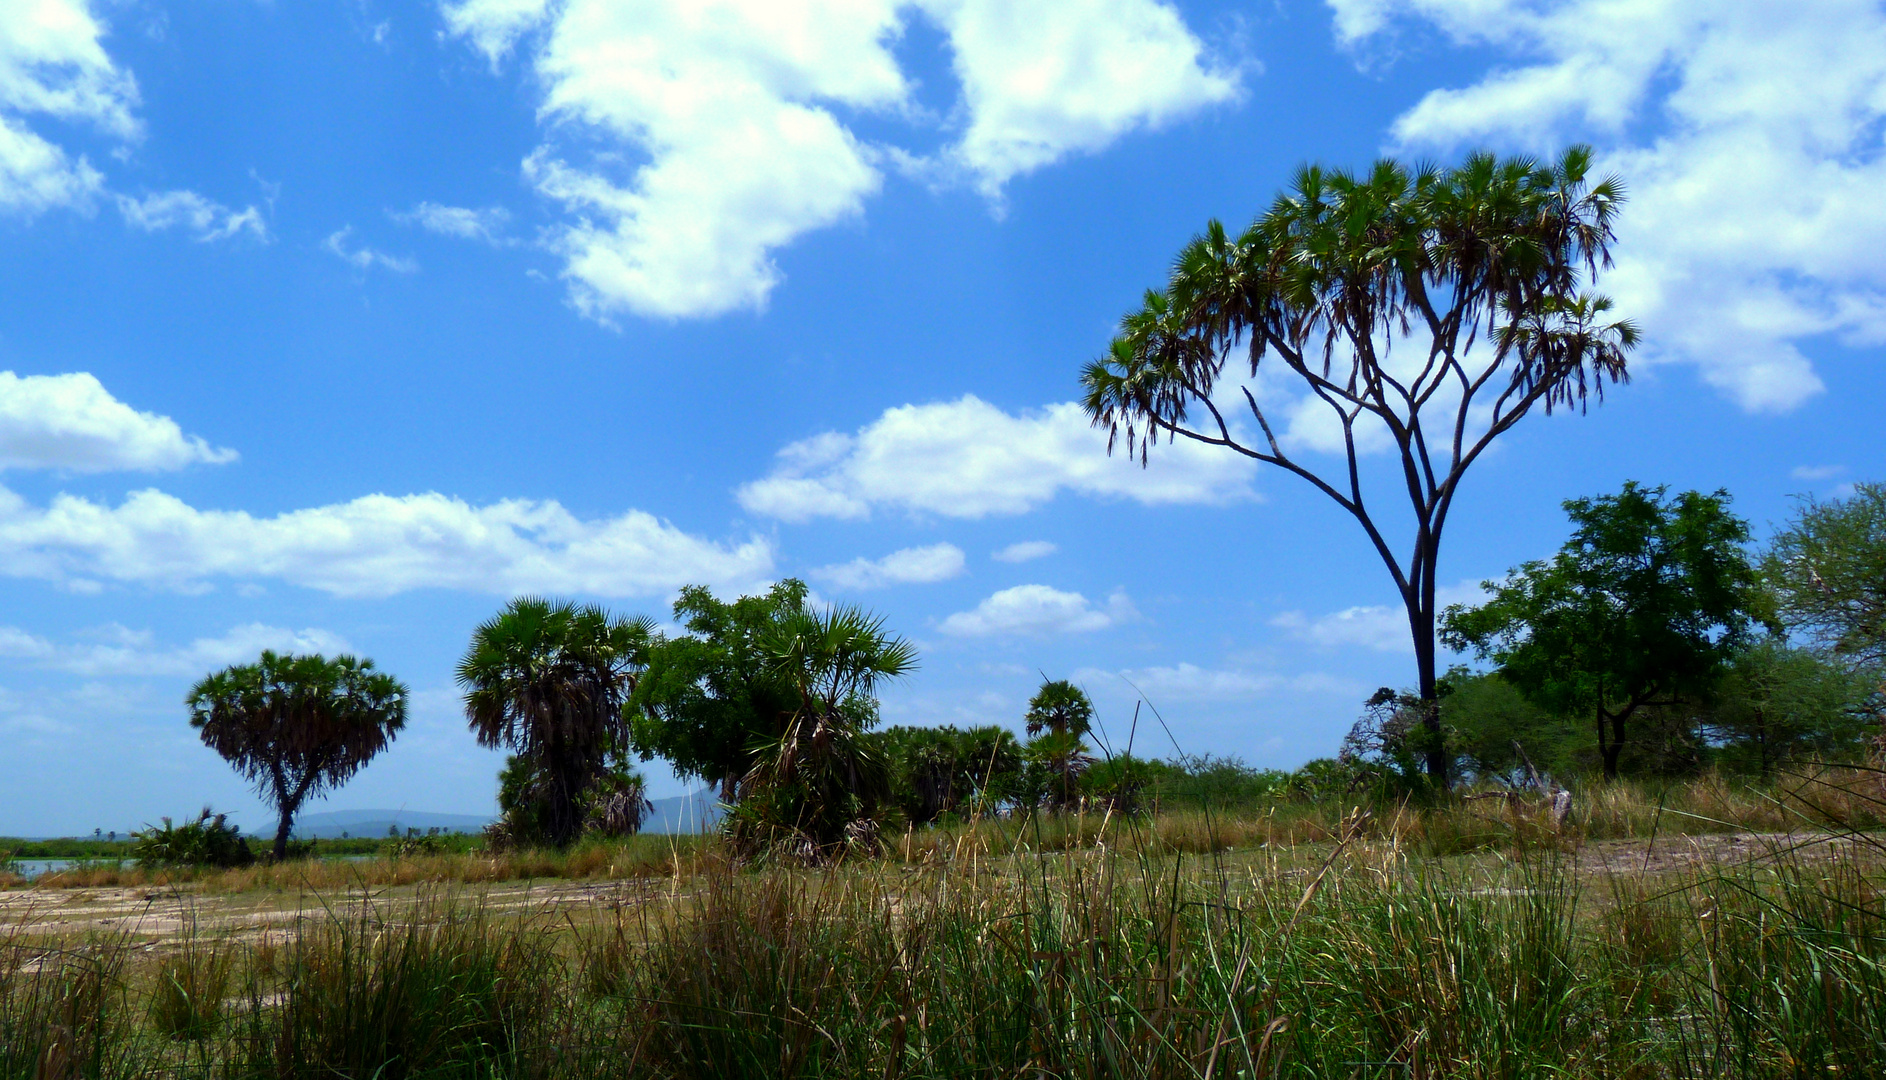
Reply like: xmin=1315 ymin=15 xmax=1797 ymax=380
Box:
xmin=1019 ymin=679 xmax=1096 ymax=810
xmin=628 ymin=580 xmax=810 ymax=798
xmin=730 ymin=603 xmax=916 ymax=856
xmin=1444 ymin=482 xmax=1770 ymax=779
xmin=188 ymin=650 xmax=408 ymax=860
xmin=875 ymin=724 xmax=1021 ymax=825
xmin=458 ymin=597 xmax=653 ymax=847
xmin=1441 ymin=668 xmax=1582 ymax=782
xmin=581 ymin=767 xmax=654 ymax=838
xmin=133 ymin=808 xmax=256 ymax=869
xmin=1764 ymin=480 xmax=1886 ymax=668
xmin=1705 ymin=638 xmax=1877 ymax=777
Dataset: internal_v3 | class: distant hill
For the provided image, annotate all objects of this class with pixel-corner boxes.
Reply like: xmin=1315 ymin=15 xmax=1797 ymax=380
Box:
xmin=644 ymin=789 xmax=724 ymax=834
xmin=292 ymin=809 xmax=492 ymax=839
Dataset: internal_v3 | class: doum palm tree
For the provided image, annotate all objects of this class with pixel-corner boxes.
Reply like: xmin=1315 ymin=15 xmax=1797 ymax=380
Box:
xmin=188 ymin=651 xmax=407 ymax=861
xmin=458 ymin=597 xmax=654 ymax=847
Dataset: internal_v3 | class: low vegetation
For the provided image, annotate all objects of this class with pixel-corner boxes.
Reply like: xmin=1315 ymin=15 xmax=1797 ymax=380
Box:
xmin=5 ymin=771 xmax=1886 ymax=1078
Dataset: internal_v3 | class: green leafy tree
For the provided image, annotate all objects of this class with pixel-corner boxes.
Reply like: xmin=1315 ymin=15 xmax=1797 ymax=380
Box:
xmin=188 ymin=651 xmax=407 ymax=861
xmin=1764 ymin=482 xmax=1886 ymax=669
xmin=877 ymin=725 xmax=1022 ymax=824
xmin=1706 ymin=638 xmax=1875 ymax=779
xmin=628 ymin=581 xmax=808 ymax=800
xmin=1083 ymin=148 xmax=1637 ymax=787
xmin=1440 ymin=669 xmax=1580 ymax=784
xmin=731 ymin=604 xmax=918 ymax=853
xmin=458 ymin=597 xmax=653 ymax=847
xmin=1442 ymin=483 xmax=1769 ymax=780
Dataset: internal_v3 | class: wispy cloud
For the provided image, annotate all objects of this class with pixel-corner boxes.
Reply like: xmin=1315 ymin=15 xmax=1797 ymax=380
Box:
xmin=324 ymin=227 xmax=418 ymax=273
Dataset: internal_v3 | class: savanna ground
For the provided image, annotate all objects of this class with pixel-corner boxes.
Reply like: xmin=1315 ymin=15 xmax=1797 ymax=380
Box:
xmin=5 ymin=771 xmax=1885 ymax=1079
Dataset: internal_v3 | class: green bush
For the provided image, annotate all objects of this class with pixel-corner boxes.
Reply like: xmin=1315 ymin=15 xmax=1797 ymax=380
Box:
xmin=133 ymin=808 xmax=256 ymax=869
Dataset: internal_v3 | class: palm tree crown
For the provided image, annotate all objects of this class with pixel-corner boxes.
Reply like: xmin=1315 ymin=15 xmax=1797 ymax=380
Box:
xmin=457 ymin=597 xmax=654 ymax=846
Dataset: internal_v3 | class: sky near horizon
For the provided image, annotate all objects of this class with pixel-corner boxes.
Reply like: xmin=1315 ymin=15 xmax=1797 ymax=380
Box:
xmin=1 ymin=0 xmax=1883 ymax=836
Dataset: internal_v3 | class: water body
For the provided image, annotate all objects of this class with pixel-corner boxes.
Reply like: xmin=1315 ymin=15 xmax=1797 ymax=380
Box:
xmin=9 ymin=858 xmax=127 ymax=880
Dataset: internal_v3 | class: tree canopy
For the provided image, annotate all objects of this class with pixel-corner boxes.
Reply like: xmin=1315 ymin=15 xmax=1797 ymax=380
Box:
xmin=1442 ymin=483 xmax=1769 ymax=779
xmin=458 ymin=597 xmax=653 ymax=847
xmin=1764 ymin=481 xmax=1886 ymax=670
xmin=187 ymin=650 xmax=407 ymax=860
xmin=627 ymin=580 xmax=809 ymax=799
xmin=1082 ymin=147 xmax=1637 ymax=787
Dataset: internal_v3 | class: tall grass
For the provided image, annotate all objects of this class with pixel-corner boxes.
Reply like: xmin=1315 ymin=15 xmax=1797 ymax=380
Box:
xmin=4 ymin=771 xmax=1884 ymax=1078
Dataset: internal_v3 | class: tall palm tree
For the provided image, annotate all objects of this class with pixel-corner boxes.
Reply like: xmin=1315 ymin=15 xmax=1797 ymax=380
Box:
xmin=1024 ymin=679 xmax=1096 ymax=810
xmin=734 ymin=605 xmax=917 ymax=852
xmin=188 ymin=651 xmax=407 ymax=861
xmin=457 ymin=597 xmax=654 ymax=847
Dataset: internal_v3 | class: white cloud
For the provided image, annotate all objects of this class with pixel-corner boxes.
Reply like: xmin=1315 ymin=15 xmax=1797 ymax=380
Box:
xmin=1791 ymin=464 xmax=1843 ymax=482
xmin=0 ymin=371 xmax=236 ymax=473
xmin=441 ymin=0 xmax=550 ymax=64
xmin=116 ymin=190 xmax=266 ymax=242
xmin=939 ymin=583 xmax=1133 ymax=637
xmin=811 ymin=542 xmax=965 ymax=590
xmin=1073 ymin=661 xmax=1362 ymax=702
xmin=737 ymin=395 xmax=1259 ymax=521
xmin=1334 ymin=0 xmax=1886 ymax=412
xmin=916 ymin=0 xmax=1241 ymax=197
xmin=0 ymin=622 xmax=353 ymax=677
xmin=324 ymin=227 xmax=418 ymax=273
xmin=393 ymin=201 xmax=511 ymax=243
xmin=443 ymin=0 xmax=1239 ymax=319
xmin=1270 ymin=580 xmax=1487 ymax=653
xmin=0 ymin=0 xmax=139 ymax=217
xmin=0 ymin=485 xmax=774 ymax=598
xmin=1269 ymin=605 xmax=1406 ymax=653
xmin=992 ymin=540 xmax=1056 ymax=563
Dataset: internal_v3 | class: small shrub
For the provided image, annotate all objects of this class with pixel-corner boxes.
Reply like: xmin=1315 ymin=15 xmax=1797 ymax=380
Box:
xmin=133 ymin=808 xmax=255 ymax=869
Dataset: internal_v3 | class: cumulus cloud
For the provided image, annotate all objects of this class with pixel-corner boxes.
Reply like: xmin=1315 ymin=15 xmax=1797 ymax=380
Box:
xmin=0 ymin=371 xmax=236 ymax=473
xmin=1271 ymin=579 xmax=1486 ymax=653
xmin=0 ymin=485 xmax=774 ymax=597
xmin=992 ymin=540 xmax=1056 ymax=563
xmin=392 ymin=201 xmax=511 ymax=244
xmin=0 ymin=0 xmax=139 ymax=217
xmin=0 ymin=622 xmax=352 ymax=677
xmin=939 ymin=583 xmax=1134 ymax=637
xmin=737 ymin=395 xmax=1259 ymax=521
xmin=1073 ymin=661 xmax=1362 ymax=702
xmin=116 ymin=190 xmax=266 ymax=242
xmin=442 ymin=0 xmax=1238 ymax=319
xmin=324 ymin=227 xmax=418 ymax=273
xmin=1332 ymin=0 xmax=1886 ymax=412
xmin=918 ymin=0 xmax=1240 ymax=197
xmin=811 ymin=542 xmax=965 ymax=590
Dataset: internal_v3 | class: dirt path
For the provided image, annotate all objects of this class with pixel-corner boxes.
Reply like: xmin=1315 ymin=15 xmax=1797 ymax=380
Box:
xmin=0 ymin=876 xmax=684 ymax=949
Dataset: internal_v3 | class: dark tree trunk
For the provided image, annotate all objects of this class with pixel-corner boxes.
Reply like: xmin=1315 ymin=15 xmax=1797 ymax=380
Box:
xmin=1598 ymin=708 xmax=1628 ymax=781
xmin=1406 ymin=585 xmax=1448 ymax=789
xmin=273 ymin=809 xmax=295 ymax=862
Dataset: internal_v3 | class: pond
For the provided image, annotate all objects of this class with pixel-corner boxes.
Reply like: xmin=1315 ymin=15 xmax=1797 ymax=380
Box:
xmin=8 ymin=858 xmax=129 ymax=880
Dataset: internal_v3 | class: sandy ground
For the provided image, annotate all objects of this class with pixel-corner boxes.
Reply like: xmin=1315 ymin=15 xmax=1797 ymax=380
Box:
xmin=0 ymin=876 xmax=686 ymax=951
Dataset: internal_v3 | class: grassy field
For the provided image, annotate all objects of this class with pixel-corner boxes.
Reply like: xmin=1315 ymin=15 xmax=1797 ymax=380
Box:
xmin=4 ymin=772 xmax=1884 ymax=1078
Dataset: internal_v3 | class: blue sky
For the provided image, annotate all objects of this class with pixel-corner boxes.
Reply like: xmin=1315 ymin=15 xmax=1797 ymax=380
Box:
xmin=1 ymin=0 xmax=1882 ymax=836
